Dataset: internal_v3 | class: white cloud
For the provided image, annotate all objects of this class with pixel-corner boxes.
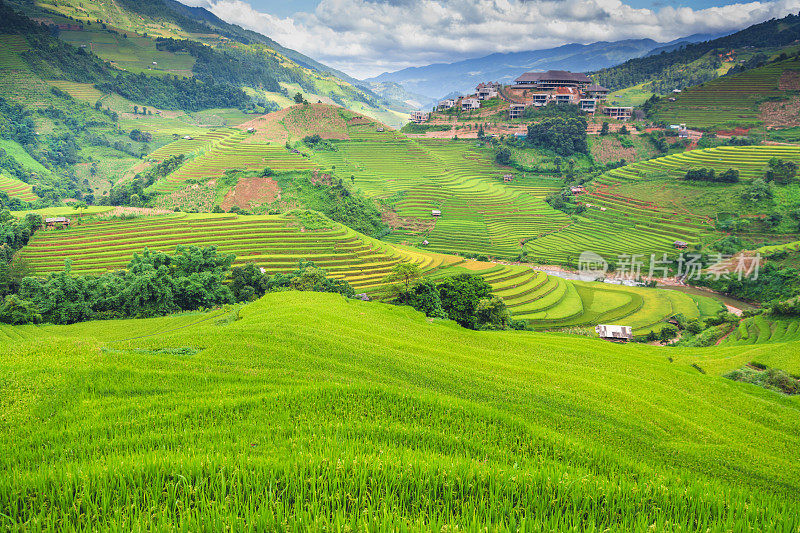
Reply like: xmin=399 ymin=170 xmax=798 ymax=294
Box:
xmin=183 ymin=0 xmax=800 ymax=78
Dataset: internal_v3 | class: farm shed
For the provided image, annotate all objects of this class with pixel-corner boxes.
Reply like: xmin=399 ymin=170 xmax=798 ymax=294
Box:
xmin=431 ymin=210 xmax=442 ymax=217
xmin=570 ymin=186 xmax=586 ymax=194
xmin=45 ymin=217 xmax=71 ymax=228
xmin=674 ymin=241 xmax=689 ymax=249
xmin=595 ymin=324 xmax=633 ymax=342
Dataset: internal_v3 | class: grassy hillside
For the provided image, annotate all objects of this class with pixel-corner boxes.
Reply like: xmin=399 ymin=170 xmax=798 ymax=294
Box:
xmin=593 ymin=13 xmax=800 ymax=93
xmin=1 ymin=291 xmax=798 ymax=529
xmin=650 ymin=57 xmax=800 ymax=129
xmin=9 ymin=0 xmax=406 ymax=126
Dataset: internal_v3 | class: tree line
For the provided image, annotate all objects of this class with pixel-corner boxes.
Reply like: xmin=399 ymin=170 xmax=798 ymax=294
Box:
xmin=0 ymin=239 xmax=356 ymax=325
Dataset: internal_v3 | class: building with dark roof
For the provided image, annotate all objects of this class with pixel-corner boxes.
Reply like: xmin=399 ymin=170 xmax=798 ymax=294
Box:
xmin=514 ymin=70 xmax=592 ymax=89
xmin=585 ymin=84 xmax=610 ymax=99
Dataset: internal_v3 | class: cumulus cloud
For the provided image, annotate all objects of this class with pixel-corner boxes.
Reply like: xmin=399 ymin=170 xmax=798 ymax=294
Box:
xmin=182 ymin=0 xmax=800 ymax=78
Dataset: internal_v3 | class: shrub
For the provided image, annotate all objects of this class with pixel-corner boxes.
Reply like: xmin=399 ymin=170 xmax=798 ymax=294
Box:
xmin=0 ymin=294 xmax=41 ymax=325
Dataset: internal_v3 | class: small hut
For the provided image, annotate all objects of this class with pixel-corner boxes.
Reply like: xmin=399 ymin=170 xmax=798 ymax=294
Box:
xmin=595 ymin=324 xmax=633 ymax=342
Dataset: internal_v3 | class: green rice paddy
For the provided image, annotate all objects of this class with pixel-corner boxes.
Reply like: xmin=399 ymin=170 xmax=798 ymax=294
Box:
xmin=652 ymin=58 xmax=800 ymax=128
xmin=0 ymin=174 xmax=37 ymax=202
xmin=0 ymin=291 xmax=798 ymax=530
xmin=16 ymin=210 xmax=724 ymax=332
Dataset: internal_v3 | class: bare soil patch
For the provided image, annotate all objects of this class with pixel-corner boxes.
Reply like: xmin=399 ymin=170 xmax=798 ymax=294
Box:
xmin=590 ymin=137 xmax=637 ymax=165
xmin=778 ymin=70 xmax=800 ymax=91
xmin=381 ymin=208 xmax=435 ymax=233
xmin=282 ymin=104 xmax=350 ymax=141
xmin=154 ymin=182 xmax=216 ymax=212
xmin=759 ymin=96 xmax=800 ymax=128
xmin=221 ymin=176 xmax=282 ymax=211
xmin=237 ymin=108 xmax=292 ymax=144
xmin=716 ymin=127 xmax=751 ymax=136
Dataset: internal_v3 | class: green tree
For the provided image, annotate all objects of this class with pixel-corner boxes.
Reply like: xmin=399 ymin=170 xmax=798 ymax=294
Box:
xmin=496 ymin=147 xmax=512 ymax=166
xmin=765 ymin=158 xmax=798 ymax=185
xmin=742 ymin=178 xmax=772 ymax=201
xmin=0 ymin=294 xmax=41 ymax=325
xmin=437 ymin=274 xmax=492 ymax=329
xmin=383 ymin=263 xmax=422 ymax=293
xmin=230 ymin=263 xmax=267 ymax=301
xmin=476 ymin=295 xmax=510 ymax=330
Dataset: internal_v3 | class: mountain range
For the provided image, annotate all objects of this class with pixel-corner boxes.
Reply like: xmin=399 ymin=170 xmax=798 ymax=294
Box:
xmin=364 ymin=33 xmax=729 ymax=101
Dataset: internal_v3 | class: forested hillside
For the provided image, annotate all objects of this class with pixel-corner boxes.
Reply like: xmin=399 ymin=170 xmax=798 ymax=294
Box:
xmin=593 ymin=14 xmax=800 ymax=92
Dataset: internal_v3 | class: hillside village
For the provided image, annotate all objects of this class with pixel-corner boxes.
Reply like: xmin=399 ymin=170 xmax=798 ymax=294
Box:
xmin=411 ymin=70 xmax=633 ymax=123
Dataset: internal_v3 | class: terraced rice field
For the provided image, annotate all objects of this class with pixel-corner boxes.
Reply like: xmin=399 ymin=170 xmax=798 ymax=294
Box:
xmin=17 ymin=213 xmax=454 ymax=292
xmin=147 ymin=131 xmax=317 ymax=193
xmin=463 ymin=264 xmax=723 ymax=332
xmin=313 ymin=139 xmax=568 ymax=257
xmin=526 ymin=144 xmax=800 ymax=263
xmin=0 ymin=174 xmax=37 ymax=201
xmin=720 ymin=315 xmax=800 ymax=346
xmin=47 ymin=80 xmax=105 ymax=101
xmin=604 ymin=145 xmax=800 ymax=182
xmin=3 ymin=291 xmax=800 ymax=529
xmin=0 ymin=34 xmax=52 ymax=105
xmin=758 ymin=240 xmax=800 ymax=253
xmin=652 ymin=59 xmax=800 ymax=128
xmin=146 ymin=128 xmax=239 ymax=161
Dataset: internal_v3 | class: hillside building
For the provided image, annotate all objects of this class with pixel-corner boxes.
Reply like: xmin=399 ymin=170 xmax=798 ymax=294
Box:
xmin=585 ymin=84 xmax=610 ymax=99
xmin=461 ymin=98 xmax=480 ymax=111
xmin=553 ymin=87 xmax=580 ymax=104
xmin=603 ymin=107 xmax=633 ymax=121
xmin=476 ymin=82 xmax=500 ymax=100
xmin=595 ymin=324 xmax=633 ymax=342
xmin=530 ymin=93 xmax=550 ymax=106
xmin=514 ymin=70 xmax=592 ymax=90
xmin=437 ymin=98 xmax=456 ymax=111
xmin=509 ymin=103 xmax=528 ymax=119
xmin=410 ymin=111 xmax=430 ymax=123
xmin=579 ymin=99 xmax=597 ymax=113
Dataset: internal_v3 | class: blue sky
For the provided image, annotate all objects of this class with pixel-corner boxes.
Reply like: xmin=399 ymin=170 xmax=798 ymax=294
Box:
xmin=184 ymin=0 xmax=800 ymax=77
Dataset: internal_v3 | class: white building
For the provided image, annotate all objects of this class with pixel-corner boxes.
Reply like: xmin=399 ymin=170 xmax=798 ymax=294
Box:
xmin=461 ymin=98 xmax=480 ymax=111
xmin=410 ymin=111 xmax=430 ymax=123
xmin=579 ymin=99 xmax=597 ymax=113
xmin=476 ymin=83 xmax=499 ymax=100
xmin=595 ymin=324 xmax=633 ymax=341
xmin=437 ymin=99 xmax=457 ymax=111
